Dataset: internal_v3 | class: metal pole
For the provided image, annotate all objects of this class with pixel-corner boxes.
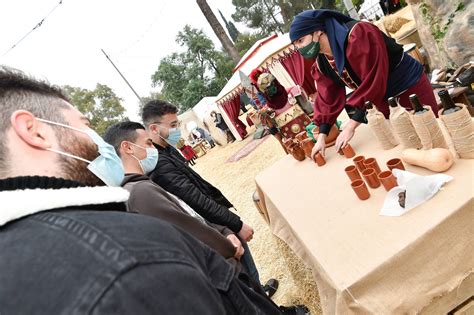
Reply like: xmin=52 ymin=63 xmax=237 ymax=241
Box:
xmin=100 ymin=49 xmax=142 ymax=102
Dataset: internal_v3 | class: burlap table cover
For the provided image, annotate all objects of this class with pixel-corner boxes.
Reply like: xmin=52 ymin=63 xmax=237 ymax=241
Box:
xmin=255 ymin=125 xmax=474 ymax=314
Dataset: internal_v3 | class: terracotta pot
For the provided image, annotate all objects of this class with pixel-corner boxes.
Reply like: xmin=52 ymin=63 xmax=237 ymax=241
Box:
xmin=295 ymin=131 xmax=308 ymax=142
xmin=345 ymin=165 xmax=362 ymax=182
xmin=353 ymin=155 xmax=366 ymax=172
xmin=290 ymin=145 xmax=306 ymax=161
xmin=387 ymin=158 xmax=405 ymax=171
xmin=313 ymin=152 xmax=326 ymax=166
xmin=351 ymin=179 xmax=370 ymax=200
xmin=363 ymin=157 xmax=382 ymax=175
xmin=378 ymin=170 xmax=398 ymax=191
xmin=337 ymin=149 xmax=345 ymax=156
xmin=282 ymin=138 xmax=294 ymax=150
xmin=361 ymin=168 xmax=381 ymax=188
xmin=311 ymin=125 xmax=340 ymax=147
xmin=342 ymin=144 xmax=356 ymax=158
xmin=301 ymin=138 xmax=315 ymax=158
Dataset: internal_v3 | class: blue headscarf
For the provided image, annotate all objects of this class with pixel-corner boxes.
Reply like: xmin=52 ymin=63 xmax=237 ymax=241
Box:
xmin=290 ymin=10 xmax=354 ymax=75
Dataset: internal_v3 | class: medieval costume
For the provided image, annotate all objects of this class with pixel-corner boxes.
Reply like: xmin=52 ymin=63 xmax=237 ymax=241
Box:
xmin=290 ymin=10 xmax=437 ymax=135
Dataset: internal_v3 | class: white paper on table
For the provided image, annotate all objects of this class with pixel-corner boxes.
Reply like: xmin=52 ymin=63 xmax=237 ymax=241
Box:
xmin=379 ymin=169 xmax=453 ymax=216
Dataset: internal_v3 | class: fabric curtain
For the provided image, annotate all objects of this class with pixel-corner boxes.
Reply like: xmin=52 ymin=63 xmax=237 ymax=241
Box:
xmin=268 ymin=61 xmax=296 ymax=90
xmin=302 ymin=57 xmax=317 ymax=95
xmin=221 ymin=95 xmax=248 ymax=139
xmin=280 ymin=50 xmax=304 ymax=87
xmin=272 ymin=50 xmax=317 ymax=96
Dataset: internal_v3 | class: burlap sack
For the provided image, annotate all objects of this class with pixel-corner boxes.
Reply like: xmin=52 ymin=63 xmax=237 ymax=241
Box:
xmin=367 ymin=107 xmax=399 ymax=150
xmin=389 ymin=105 xmax=422 ymax=149
xmin=439 ymin=104 xmax=474 ymax=159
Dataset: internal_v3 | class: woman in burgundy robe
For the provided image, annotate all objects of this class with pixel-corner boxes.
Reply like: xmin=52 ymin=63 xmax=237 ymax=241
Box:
xmin=289 ymin=9 xmax=437 ymax=158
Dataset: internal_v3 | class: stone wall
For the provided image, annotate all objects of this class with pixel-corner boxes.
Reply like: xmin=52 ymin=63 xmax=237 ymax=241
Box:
xmin=407 ymin=0 xmax=473 ymax=69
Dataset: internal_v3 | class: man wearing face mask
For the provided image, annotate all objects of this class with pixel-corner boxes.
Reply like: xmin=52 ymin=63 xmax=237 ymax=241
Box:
xmin=290 ymin=9 xmax=437 ymax=159
xmin=142 ymin=100 xmax=278 ymax=290
xmin=0 ymin=67 xmax=296 ymax=314
xmin=103 ymin=121 xmax=245 ymax=261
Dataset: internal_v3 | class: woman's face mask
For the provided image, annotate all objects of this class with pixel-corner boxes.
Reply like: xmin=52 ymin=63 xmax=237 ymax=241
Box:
xmin=128 ymin=142 xmax=159 ymax=174
xmin=298 ymin=33 xmax=321 ymax=59
xmin=37 ymin=118 xmax=125 ymax=187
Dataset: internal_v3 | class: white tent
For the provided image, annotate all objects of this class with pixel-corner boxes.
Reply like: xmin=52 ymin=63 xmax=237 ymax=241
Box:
xmin=216 ymin=33 xmax=293 ymax=103
xmin=215 ymin=33 xmax=300 ymax=141
xmin=192 ymin=96 xmax=218 ymax=122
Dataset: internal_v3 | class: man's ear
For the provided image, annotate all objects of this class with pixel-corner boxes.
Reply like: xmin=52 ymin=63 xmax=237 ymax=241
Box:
xmin=148 ymin=124 xmax=158 ymax=135
xmin=120 ymin=141 xmax=133 ymax=155
xmin=10 ymin=110 xmax=52 ymax=149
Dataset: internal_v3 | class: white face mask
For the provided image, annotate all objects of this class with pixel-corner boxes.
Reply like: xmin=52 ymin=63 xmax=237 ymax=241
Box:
xmin=37 ymin=118 xmax=125 ymax=187
xmin=128 ymin=142 xmax=159 ymax=174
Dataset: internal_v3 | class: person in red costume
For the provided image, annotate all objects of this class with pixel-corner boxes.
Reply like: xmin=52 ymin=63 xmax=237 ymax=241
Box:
xmin=289 ymin=10 xmax=438 ymax=158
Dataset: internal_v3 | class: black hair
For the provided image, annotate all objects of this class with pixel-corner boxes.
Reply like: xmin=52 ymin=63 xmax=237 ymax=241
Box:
xmin=103 ymin=121 xmax=145 ymax=156
xmin=141 ymin=99 xmax=178 ymax=126
xmin=0 ymin=66 xmax=69 ymax=170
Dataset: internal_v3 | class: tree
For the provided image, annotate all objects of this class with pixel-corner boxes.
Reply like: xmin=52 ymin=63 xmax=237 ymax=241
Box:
xmin=139 ymin=91 xmax=163 ymax=115
xmin=151 ymin=26 xmax=234 ymax=112
xmin=231 ymin=0 xmax=344 ymax=35
xmin=196 ymin=0 xmax=241 ymax=63
xmin=234 ymin=32 xmax=264 ymax=55
xmin=63 ymin=84 xmax=127 ymax=135
xmin=218 ymin=10 xmax=240 ymax=42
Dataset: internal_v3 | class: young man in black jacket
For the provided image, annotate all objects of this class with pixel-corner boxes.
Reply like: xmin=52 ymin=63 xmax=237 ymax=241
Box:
xmin=0 ymin=67 xmax=308 ymax=314
xmin=142 ymin=100 xmax=277 ymax=290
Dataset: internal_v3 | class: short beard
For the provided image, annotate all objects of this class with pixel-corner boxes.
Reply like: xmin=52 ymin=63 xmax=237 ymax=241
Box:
xmin=57 ymin=130 xmax=105 ymax=187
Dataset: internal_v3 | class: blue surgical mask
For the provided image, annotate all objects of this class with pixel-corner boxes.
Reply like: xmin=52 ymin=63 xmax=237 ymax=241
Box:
xmin=129 ymin=142 xmax=159 ymax=174
xmin=166 ymin=128 xmax=182 ymax=146
xmin=37 ymin=118 xmax=125 ymax=187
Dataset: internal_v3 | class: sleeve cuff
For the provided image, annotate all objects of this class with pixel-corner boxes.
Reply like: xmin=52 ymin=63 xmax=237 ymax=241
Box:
xmin=319 ymin=124 xmax=332 ymax=135
xmin=351 ymin=107 xmax=368 ymax=124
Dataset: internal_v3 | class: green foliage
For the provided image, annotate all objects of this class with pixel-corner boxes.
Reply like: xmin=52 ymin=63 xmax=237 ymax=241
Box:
xmin=419 ymin=0 xmax=464 ymax=44
xmin=151 ymin=26 xmax=234 ymax=112
xmin=139 ymin=91 xmax=163 ymax=116
xmin=219 ymin=10 xmax=240 ymax=42
xmin=231 ymin=0 xmax=344 ymax=36
xmin=63 ymin=84 xmax=127 ymax=135
xmin=234 ymin=32 xmax=264 ymax=56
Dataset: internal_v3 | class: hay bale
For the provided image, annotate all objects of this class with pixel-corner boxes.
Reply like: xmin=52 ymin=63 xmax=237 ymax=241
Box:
xmin=384 ymin=15 xmax=410 ymax=33
xmin=193 ymin=136 xmax=322 ymax=313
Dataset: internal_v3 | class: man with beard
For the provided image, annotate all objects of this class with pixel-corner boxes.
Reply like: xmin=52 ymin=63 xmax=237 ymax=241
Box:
xmin=0 ymin=67 xmax=305 ymax=314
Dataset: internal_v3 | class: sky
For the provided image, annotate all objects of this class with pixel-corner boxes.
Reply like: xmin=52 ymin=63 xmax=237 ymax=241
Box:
xmin=0 ymin=0 xmax=246 ymax=121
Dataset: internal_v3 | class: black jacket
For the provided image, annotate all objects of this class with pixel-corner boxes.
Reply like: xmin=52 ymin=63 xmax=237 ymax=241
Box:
xmin=0 ymin=176 xmax=280 ymax=314
xmin=149 ymin=143 xmax=243 ymax=232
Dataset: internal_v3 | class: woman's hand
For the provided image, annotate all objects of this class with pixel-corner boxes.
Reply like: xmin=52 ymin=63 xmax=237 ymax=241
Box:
xmin=311 ymin=133 xmax=327 ymax=159
xmin=335 ymin=120 xmax=361 ymax=152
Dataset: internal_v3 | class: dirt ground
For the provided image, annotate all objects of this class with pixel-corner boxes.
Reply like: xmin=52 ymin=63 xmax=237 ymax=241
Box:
xmin=193 ymin=127 xmax=322 ymax=314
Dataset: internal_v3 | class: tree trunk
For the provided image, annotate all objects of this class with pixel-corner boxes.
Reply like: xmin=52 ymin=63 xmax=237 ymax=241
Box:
xmin=406 ymin=0 xmax=473 ymax=68
xmin=196 ymin=0 xmax=241 ymax=64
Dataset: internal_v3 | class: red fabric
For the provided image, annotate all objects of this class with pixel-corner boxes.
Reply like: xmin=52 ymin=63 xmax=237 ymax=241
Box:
xmin=264 ymin=80 xmax=288 ymax=110
xmin=392 ymin=73 xmax=438 ymax=117
xmin=280 ymin=51 xmax=317 ymax=96
xmin=221 ymin=95 xmax=248 ymax=139
xmin=303 ymin=57 xmax=317 ymax=95
xmin=280 ymin=51 xmax=304 ymax=87
xmin=312 ymin=22 xmax=392 ymax=126
xmin=250 ymin=68 xmax=263 ymax=85
xmin=246 ymin=115 xmax=254 ymax=127
xmin=180 ymin=145 xmax=196 ymax=160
